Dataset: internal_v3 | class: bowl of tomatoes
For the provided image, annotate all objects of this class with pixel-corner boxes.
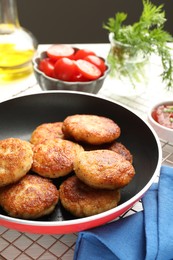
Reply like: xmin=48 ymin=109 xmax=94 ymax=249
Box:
xmin=33 ymin=44 xmax=110 ymax=94
xmin=148 ymin=100 xmax=173 ymax=143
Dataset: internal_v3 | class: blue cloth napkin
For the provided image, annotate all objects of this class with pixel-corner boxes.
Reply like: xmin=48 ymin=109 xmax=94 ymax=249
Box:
xmin=74 ymin=165 xmax=173 ymax=260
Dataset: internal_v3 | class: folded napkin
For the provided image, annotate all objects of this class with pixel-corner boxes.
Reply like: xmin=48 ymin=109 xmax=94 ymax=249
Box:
xmin=74 ymin=165 xmax=173 ymax=260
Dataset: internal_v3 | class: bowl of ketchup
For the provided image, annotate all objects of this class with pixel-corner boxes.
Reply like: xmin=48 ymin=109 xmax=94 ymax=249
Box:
xmin=148 ymin=100 xmax=173 ymax=143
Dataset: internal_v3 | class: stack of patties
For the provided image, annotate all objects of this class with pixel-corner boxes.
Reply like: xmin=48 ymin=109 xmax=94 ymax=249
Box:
xmin=0 ymin=138 xmax=59 ymax=219
xmin=0 ymin=114 xmax=135 ymax=220
xmin=59 ymin=114 xmax=135 ymax=217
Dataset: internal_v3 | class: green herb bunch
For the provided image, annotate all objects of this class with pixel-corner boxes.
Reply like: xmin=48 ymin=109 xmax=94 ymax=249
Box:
xmin=103 ymin=0 xmax=173 ymax=90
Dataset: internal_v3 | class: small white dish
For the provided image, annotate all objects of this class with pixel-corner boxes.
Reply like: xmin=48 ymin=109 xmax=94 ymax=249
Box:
xmin=148 ymin=100 xmax=173 ymax=143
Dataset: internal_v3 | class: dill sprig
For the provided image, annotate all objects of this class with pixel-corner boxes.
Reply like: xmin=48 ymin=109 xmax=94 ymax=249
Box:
xmin=103 ymin=0 xmax=173 ymax=90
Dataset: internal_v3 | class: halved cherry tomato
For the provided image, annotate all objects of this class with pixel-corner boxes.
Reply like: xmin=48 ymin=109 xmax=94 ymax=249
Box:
xmin=71 ymin=72 xmax=88 ymax=82
xmin=54 ymin=57 xmax=79 ymax=81
xmin=38 ymin=58 xmax=55 ymax=77
xmin=84 ymin=55 xmax=106 ymax=74
xmin=47 ymin=44 xmax=75 ymax=61
xmin=74 ymin=49 xmax=96 ymax=60
xmin=76 ymin=59 xmax=102 ymax=80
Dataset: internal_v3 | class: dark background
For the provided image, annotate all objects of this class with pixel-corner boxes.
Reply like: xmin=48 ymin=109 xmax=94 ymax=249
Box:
xmin=16 ymin=0 xmax=173 ymax=44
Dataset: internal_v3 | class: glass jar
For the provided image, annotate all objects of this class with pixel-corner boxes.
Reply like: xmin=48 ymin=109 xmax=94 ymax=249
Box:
xmin=0 ymin=0 xmax=37 ymax=81
xmin=105 ymin=33 xmax=149 ymax=96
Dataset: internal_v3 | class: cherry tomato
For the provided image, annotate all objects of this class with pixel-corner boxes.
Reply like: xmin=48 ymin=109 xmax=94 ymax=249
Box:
xmin=38 ymin=58 xmax=55 ymax=77
xmin=47 ymin=44 xmax=75 ymax=61
xmin=74 ymin=49 xmax=96 ymax=60
xmin=71 ymin=72 xmax=88 ymax=82
xmin=84 ymin=55 xmax=106 ymax=74
xmin=54 ymin=57 xmax=79 ymax=81
xmin=76 ymin=59 xmax=102 ymax=80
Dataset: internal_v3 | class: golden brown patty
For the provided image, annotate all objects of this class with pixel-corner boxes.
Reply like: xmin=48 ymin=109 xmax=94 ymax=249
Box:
xmin=32 ymin=139 xmax=84 ymax=178
xmin=59 ymin=175 xmax=120 ymax=217
xmin=0 ymin=138 xmax=33 ymax=187
xmin=62 ymin=114 xmax=121 ymax=145
xmin=74 ymin=150 xmax=135 ymax=190
xmin=105 ymin=141 xmax=133 ymax=163
xmin=82 ymin=141 xmax=133 ymax=163
xmin=0 ymin=174 xmax=59 ymax=219
xmin=30 ymin=122 xmax=64 ymax=145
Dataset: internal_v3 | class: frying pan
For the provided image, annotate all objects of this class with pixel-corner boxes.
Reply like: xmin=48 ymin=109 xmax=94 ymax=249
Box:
xmin=0 ymin=91 xmax=162 ymax=234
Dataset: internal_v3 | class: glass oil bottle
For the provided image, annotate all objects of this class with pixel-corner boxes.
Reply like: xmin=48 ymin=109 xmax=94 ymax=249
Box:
xmin=0 ymin=0 xmax=37 ymax=81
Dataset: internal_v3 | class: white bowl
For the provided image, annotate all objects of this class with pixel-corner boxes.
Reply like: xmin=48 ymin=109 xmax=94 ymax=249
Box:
xmin=148 ymin=100 xmax=173 ymax=143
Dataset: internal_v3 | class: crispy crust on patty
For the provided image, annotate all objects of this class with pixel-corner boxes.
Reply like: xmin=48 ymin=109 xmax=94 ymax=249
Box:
xmin=62 ymin=114 xmax=121 ymax=145
xmin=0 ymin=138 xmax=33 ymax=187
xmin=74 ymin=150 xmax=135 ymax=190
xmin=82 ymin=141 xmax=133 ymax=163
xmin=0 ymin=174 xmax=59 ymax=219
xmin=105 ymin=141 xmax=133 ymax=163
xmin=32 ymin=139 xmax=84 ymax=178
xmin=59 ymin=175 xmax=120 ymax=217
xmin=30 ymin=122 xmax=64 ymax=145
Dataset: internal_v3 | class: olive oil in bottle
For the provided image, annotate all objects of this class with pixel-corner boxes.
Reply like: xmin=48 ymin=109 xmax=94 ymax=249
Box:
xmin=0 ymin=0 xmax=37 ymax=81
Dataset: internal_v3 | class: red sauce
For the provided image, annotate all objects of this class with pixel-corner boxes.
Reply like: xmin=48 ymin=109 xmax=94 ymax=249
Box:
xmin=152 ymin=104 xmax=173 ymax=129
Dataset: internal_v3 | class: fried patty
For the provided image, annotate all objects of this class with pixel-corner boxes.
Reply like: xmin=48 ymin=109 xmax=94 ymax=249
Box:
xmin=82 ymin=141 xmax=133 ymax=163
xmin=62 ymin=114 xmax=121 ymax=145
xmin=30 ymin=122 xmax=64 ymax=145
xmin=106 ymin=141 xmax=133 ymax=163
xmin=0 ymin=174 xmax=59 ymax=219
xmin=59 ymin=175 xmax=120 ymax=217
xmin=74 ymin=150 xmax=135 ymax=190
xmin=0 ymin=138 xmax=33 ymax=187
xmin=32 ymin=138 xmax=84 ymax=178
